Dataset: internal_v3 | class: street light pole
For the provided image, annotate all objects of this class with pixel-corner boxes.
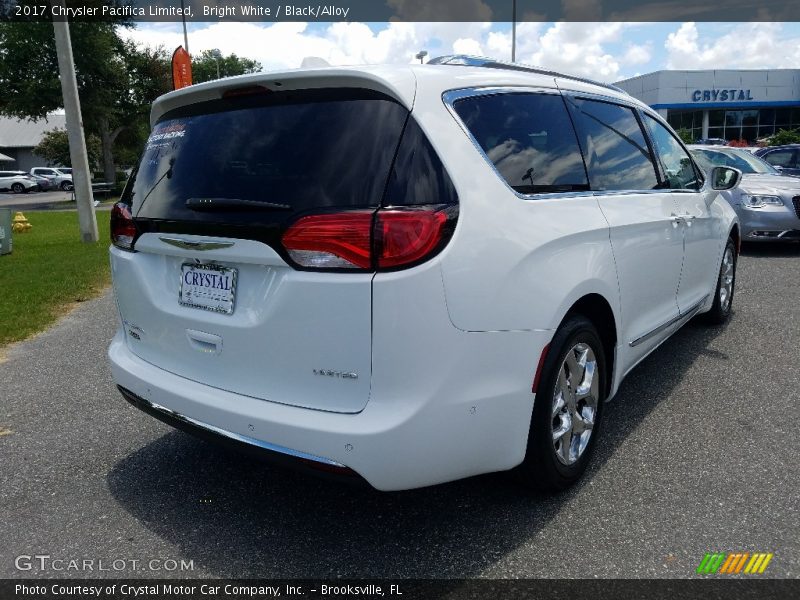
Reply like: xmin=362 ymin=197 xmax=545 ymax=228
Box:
xmin=180 ymin=0 xmax=189 ymax=53
xmin=511 ymin=0 xmax=517 ymax=63
xmin=51 ymin=1 xmax=97 ymax=243
xmin=210 ymin=48 xmax=222 ymax=79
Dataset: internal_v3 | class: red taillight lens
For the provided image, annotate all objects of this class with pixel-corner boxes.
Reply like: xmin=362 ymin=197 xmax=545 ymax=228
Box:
xmin=282 ymin=211 xmax=374 ymax=269
xmin=110 ymin=202 xmax=137 ymax=251
xmin=376 ymin=209 xmax=448 ymax=269
xmin=281 ymin=206 xmax=455 ymax=271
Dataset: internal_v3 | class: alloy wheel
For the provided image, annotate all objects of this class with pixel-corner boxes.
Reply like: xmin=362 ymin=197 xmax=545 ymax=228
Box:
xmin=551 ymin=343 xmax=600 ymax=465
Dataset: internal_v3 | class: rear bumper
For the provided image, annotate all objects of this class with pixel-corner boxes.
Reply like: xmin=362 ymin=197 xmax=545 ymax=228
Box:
xmin=117 ymin=385 xmax=365 ymax=484
xmin=108 ymin=325 xmax=544 ymax=491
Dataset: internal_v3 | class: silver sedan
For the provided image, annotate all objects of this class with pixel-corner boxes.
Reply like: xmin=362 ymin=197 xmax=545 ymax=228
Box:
xmin=690 ymin=145 xmax=800 ymax=242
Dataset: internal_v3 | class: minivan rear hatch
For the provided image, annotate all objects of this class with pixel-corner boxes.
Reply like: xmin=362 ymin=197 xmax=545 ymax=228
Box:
xmin=115 ymin=87 xmax=410 ymax=413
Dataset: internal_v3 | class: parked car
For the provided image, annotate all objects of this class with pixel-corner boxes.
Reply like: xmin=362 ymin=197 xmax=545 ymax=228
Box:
xmin=108 ymin=57 xmax=741 ymax=492
xmin=30 ymin=174 xmax=56 ymax=191
xmin=690 ymin=145 xmax=800 ymax=242
xmin=30 ymin=166 xmax=73 ymax=191
xmin=695 ymin=137 xmax=728 ymax=146
xmin=0 ymin=171 xmax=39 ymax=193
xmin=753 ymin=144 xmax=800 ymax=177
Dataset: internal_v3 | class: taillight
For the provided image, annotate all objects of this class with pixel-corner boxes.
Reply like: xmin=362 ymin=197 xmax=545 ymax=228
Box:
xmin=282 ymin=211 xmax=374 ymax=269
xmin=110 ymin=202 xmax=137 ymax=251
xmin=376 ymin=209 xmax=448 ymax=269
xmin=281 ymin=206 xmax=456 ymax=271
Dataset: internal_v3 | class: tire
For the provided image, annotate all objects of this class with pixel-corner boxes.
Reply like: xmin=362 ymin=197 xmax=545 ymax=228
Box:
xmin=61 ymin=180 xmax=73 ymax=191
xmin=517 ymin=315 xmax=607 ymax=492
xmin=11 ymin=182 xmax=26 ymax=194
xmin=702 ymin=238 xmax=736 ymax=325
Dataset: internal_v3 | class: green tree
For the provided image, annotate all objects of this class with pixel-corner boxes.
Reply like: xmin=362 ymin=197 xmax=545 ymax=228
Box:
xmin=675 ymin=128 xmax=694 ymax=145
xmin=33 ymin=128 xmax=101 ymax=169
xmin=767 ymin=128 xmax=800 ymax=146
xmin=0 ymin=19 xmax=171 ymax=184
xmin=191 ymin=50 xmax=262 ymax=84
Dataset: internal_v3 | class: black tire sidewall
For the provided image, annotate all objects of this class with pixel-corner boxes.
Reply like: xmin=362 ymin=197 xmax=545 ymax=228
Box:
xmin=708 ymin=238 xmax=737 ymax=323
xmin=523 ymin=316 xmax=607 ymax=489
xmin=12 ymin=183 xmax=24 ymax=194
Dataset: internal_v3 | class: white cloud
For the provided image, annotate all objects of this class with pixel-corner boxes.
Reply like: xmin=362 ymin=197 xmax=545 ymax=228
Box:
xmin=665 ymin=22 xmax=800 ymax=70
xmin=525 ymin=22 xmax=630 ymax=81
xmin=622 ymin=43 xmax=652 ymax=66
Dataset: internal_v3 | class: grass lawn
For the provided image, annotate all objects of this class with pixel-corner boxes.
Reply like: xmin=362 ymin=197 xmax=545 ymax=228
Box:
xmin=0 ymin=211 xmax=111 ymax=347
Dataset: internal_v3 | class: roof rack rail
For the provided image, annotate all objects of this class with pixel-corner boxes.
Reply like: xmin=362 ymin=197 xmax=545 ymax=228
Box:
xmin=427 ymin=55 xmax=628 ymax=95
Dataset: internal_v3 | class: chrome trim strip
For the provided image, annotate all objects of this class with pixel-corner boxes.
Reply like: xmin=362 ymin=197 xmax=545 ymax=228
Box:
xmin=160 ymin=237 xmax=235 ymax=251
xmin=141 ymin=396 xmax=347 ymax=468
xmin=629 ymin=295 xmax=709 ymax=348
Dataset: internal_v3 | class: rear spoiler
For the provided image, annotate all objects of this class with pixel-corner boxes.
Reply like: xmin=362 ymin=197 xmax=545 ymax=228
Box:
xmin=150 ymin=66 xmax=417 ymax=126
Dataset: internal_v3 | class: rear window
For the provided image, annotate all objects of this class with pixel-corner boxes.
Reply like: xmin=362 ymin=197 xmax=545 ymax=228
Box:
xmin=452 ymin=92 xmax=589 ymax=194
xmin=129 ymin=89 xmax=409 ymax=225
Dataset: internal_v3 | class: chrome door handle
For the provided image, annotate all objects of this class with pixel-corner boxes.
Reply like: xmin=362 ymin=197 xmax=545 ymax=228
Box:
xmin=670 ymin=213 xmax=685 ymax=226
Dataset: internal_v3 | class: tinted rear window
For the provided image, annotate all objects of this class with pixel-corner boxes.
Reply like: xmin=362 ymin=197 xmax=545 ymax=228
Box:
xmin=453 ymin=93 xmax=589 ymax=193
xmin=130 ymin=89 xmax=409 ymax=224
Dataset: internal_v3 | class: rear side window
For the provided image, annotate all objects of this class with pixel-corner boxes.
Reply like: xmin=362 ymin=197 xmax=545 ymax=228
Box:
xmin=453 ymin=93 xmax=588 ymax=193
xmin=566 ymin=97 xmax=659 ymax=191
xmin=130 ymin=89 xmax=409 ymax=224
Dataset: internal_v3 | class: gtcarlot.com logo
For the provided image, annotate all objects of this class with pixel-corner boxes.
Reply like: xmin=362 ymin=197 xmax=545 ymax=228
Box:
xmin=697 ymin=552 xmax=774 ymax=575
xmin=15 ymin=555 xmax=194 ymax=572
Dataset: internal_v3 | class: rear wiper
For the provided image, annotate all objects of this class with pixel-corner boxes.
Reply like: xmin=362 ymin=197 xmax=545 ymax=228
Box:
xmin=186 ymin=197 xmax=292 ymax=212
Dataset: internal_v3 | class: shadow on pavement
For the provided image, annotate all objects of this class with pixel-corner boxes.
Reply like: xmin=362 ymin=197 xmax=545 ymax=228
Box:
xmin=740 ymin=241 xmax=800 ymax=257
xmin=106 ymin=321 xmax=727 ymax=578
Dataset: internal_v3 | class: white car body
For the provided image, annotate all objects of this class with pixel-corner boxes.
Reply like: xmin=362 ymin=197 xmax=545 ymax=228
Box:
xmin=108 ymin=60 xmax=739 ymax=491
xmin=0 ymin=170 xmax=38 ymax=193
xmin=30 ymin=167 xmax=73 ymax=190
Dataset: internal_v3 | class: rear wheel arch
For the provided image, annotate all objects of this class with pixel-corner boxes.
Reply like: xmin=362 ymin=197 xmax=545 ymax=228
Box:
xmin=559 ymin=294 xmax=617 ymax=398
xmin=729 ymin=224 xmax=740 ymax=253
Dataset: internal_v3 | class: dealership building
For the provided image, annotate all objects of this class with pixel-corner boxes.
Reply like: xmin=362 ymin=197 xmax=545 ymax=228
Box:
xmin=615 ymin=69 xmax=800 ymax=143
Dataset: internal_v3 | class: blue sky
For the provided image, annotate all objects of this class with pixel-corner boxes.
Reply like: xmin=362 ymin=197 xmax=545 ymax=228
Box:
xmin=126 ymin=21 xmax=800 ymax=82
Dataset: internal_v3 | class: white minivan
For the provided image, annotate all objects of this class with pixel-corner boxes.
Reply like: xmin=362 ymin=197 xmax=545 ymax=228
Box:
xmin=108 ymin=57 xmax=741 ymax=491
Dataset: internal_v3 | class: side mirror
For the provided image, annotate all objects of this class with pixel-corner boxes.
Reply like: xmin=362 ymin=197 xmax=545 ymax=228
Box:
xmin=774 ymin=165 xmax=784 ymax=172
xmin=710 ymin=166 xmax=742 ymax=190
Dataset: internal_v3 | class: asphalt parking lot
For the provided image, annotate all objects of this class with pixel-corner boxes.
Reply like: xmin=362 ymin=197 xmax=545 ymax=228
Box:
xmin=1 ymin=242 xmax=798 ymax=580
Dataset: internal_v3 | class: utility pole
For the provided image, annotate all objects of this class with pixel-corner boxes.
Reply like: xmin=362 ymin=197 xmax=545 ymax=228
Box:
xmin=511 ymin=0 xmax=517 ymax=62
xmin=52 ymin=2 xmax=97 ymax=243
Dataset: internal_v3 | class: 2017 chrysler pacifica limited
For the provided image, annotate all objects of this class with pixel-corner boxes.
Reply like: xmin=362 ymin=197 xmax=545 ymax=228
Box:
xmin=108 ymin=56 xmax=742 ymax=491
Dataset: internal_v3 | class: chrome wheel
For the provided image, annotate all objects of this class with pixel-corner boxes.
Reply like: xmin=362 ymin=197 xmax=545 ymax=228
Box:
xmin=719 ymin=245 xmax=735 ymax=312
xmin=551 ymin=343 xmax=600 ymax=466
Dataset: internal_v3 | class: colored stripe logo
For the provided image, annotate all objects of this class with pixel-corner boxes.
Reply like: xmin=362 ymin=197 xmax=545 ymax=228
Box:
xmin=697 ymin=552 xmax=773 ymax=574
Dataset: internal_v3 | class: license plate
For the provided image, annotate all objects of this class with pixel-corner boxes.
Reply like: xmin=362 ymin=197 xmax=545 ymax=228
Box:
xmin=179 ymin=263 xmax=237 ymax=314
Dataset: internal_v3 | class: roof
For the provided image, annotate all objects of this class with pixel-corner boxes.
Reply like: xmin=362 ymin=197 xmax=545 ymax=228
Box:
xmin=0 ymin=152 xmax=14 ymax=161
xmin=151 ymin=61 xmax=639 ymax=125
xmin=0 ymin=114 xmax=66 ymax=148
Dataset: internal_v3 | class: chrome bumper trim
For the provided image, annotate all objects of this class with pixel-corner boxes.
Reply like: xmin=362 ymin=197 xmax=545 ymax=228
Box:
xmin=123 ymin=389 xmax=346 ymax=468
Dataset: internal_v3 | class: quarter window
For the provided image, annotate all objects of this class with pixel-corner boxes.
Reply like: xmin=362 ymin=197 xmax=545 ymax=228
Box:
xmin=566 ymin=97 xmax=659 ymax=191
xmin=643 ymin=114 xmax=701 ymax=190
xmin=452 ymin=92 xmax=589 ymax=193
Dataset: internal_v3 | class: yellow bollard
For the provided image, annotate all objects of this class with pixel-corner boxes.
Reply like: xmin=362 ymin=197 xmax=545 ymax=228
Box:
xmin=12 ymin=212 xmax=32 ymax=233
